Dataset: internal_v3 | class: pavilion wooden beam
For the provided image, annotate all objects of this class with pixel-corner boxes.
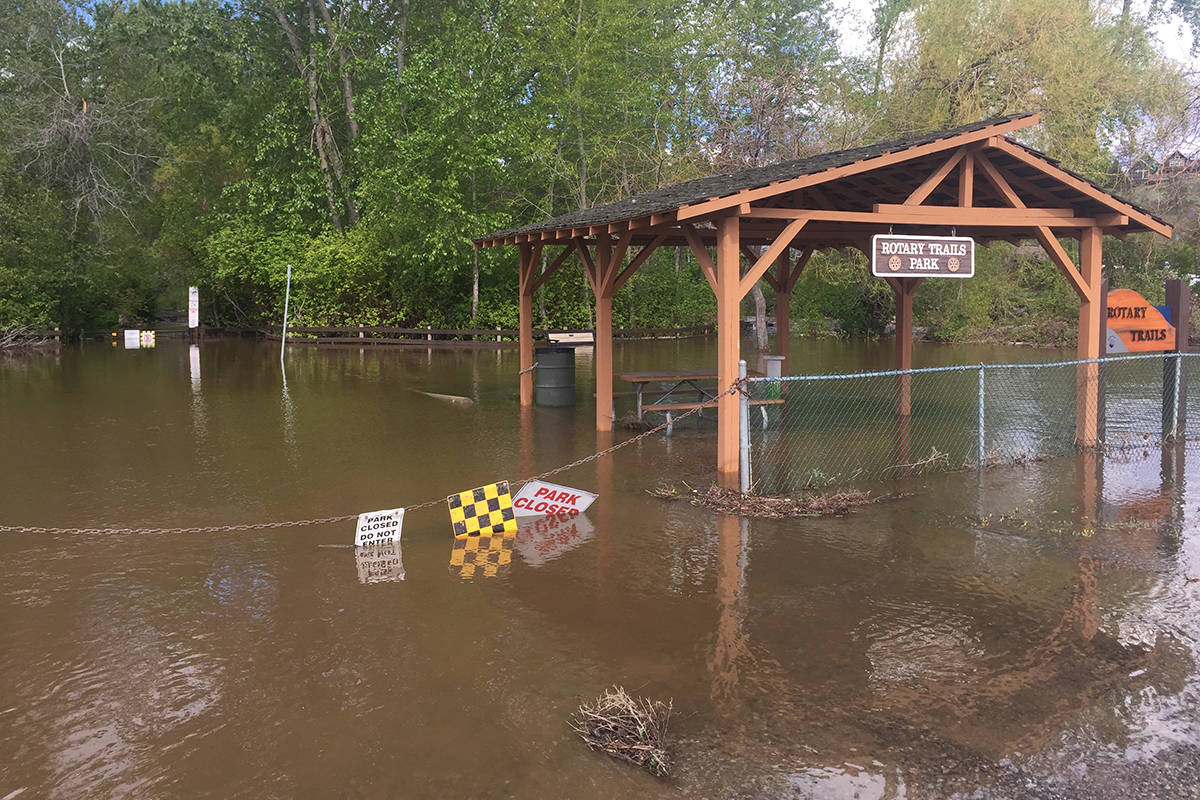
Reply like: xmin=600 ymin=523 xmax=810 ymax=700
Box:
xmin=1033 ymin=227 xmax=1092 ymax=301
xmin=612 ymin=235 xmax=666 ymax=292
xmin=744 ymin=206 xmax=1102 ymax=227
xmin=681 ymin=224 xmax=719 ymax=294
xmin=676 ymin=114 xmax=1038 ymax=220
xmin=973 ymin=151 xmax=1024 ymax=209
xmin=574 ymin=237 xmax=598 ymax=295
xmin=958 ymin=151 xmax=975 ymax=207
xmin=987 ymin=137 xmax=1172 ymax=237
xmin=606 ymin=230 xmax=634 ymax=290
xmin=739 ymin=216 xmax=810 ymax=297
xmin=529 ymin=245 xmax=573 ymax=293
xmin=904 ymin=149 xmax=966 ymax=205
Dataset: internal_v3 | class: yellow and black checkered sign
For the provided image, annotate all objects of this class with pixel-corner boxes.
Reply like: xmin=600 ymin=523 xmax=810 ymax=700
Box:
xmin=446 ymin=481 xmax=517 ymax=537
xmin=449 ymin=533 xmax=514 ymax=579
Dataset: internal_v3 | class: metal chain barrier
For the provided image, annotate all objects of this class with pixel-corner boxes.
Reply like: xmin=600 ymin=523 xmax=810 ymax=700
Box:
xmin=0 ymin=380 xmax=740 ymax=536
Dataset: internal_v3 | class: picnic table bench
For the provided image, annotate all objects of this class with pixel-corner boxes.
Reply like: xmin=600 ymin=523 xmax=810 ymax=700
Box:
xmin=615 ymin=368 xmax=782 ymax=431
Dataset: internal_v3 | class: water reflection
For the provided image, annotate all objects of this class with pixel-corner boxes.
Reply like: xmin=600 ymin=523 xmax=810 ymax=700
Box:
xmin=189 ymin=344 xmax=207 ymax=442
xmin=513 ymin=512 xmax=595 ymax=566
xmin=449 ymin=533 xmax=515 ymax=579
xmin=4 ymin=340 xmax=1200 ymax=799
xmin=355 ymin=541 xmax=405 ymax=583
xmin=280 ymin=366 xmax=297 ymax=466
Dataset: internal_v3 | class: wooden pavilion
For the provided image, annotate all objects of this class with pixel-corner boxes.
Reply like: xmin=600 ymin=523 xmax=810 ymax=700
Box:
xmin=475 ymin=113 xmax=1172 ymax=487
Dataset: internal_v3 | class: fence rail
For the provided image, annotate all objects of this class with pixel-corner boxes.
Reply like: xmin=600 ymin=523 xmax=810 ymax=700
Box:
xmin=260 ymin=323 xmax=714 ymax=347
xmin=742 ymin=352 xmax=1196 ymax=493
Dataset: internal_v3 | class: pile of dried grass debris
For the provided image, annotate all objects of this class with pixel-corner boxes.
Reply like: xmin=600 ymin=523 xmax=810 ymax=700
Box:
xmin=570 ymin=686 xmax=672 ymax=777
xmin=648 ymin=483 xmax=875 ymax=518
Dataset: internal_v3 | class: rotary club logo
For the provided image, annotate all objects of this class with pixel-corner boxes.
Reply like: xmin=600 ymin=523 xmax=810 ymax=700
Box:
xmin=888 ymin=255 xmax=902 ymax=272
xmin=947 ymin=256 xmax=961 ymax=273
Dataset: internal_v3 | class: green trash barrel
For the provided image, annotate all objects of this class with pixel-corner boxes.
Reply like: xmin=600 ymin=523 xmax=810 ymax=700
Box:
xmin=535 ymin=346 xmax=576 ymax=407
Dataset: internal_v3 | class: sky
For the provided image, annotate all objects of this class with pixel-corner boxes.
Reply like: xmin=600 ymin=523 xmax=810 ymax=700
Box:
xmin=833 ymin=0 xmax=1199 ymax=70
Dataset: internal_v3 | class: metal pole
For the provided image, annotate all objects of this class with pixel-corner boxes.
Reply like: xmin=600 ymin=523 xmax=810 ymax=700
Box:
xmin=280 ymin=263 xmax=292 ymax=368
xmin=977 ymin=364 xmax=985 ymax=467
xmin=739 ymin=359 xmax=750 ymax=493
xmin=1174 ymin=352 xmax=1182 ymax=439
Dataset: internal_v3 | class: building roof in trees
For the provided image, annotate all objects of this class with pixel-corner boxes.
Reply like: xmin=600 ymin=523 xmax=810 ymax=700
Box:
xmin=476 ymin=113 xmax=1170 ymax=247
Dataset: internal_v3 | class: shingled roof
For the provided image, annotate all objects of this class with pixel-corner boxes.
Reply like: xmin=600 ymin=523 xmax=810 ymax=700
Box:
xmin=476 ymin=113 xmax=1168 ymax=245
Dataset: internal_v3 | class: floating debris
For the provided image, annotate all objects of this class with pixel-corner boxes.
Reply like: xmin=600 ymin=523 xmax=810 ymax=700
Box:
xmin=570 ymin=686 xmax=672 ymax=777
xmin=412 ymin=390 xmax=474 ymax=406
xmin=649 ymin=483 xmax=877 ymax=518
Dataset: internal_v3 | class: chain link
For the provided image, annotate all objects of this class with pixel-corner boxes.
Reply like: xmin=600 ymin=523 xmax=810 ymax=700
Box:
xmin=0 ymin=379 xmax=745 ymax=536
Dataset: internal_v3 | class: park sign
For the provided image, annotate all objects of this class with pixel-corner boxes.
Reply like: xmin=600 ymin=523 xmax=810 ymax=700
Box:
xmin=512 ymin=480 xmax=597 ymax=517
xmin=1106 ymin=288 xmax=1175 ymax=353
xmin=872 ymin=234 xmax=974 ymax=279
xmin=354 ymin=507 xmax=404 ymax=546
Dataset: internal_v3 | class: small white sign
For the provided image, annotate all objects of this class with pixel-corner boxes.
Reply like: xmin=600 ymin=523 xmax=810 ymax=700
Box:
xmin=188 ymin=286 xmax=200 ymax=328
xmin=354 ymin=507 xmax=404 ymax=546
xmin=355 ymin=541 xmax=405 ymax=583
xmin=512 ymin=480 xmax=597 ymax=517
xmin=124 ymin=329 xmax=140 ymax=349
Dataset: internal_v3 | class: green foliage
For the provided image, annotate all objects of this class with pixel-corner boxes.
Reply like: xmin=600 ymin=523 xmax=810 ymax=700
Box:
xmin=0 ymin=0 xmax=1196 ymax=343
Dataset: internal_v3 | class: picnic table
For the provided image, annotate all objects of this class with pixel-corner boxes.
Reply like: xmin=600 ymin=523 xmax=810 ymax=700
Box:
xmin=616 ymin=368 xmax=782 ymax=431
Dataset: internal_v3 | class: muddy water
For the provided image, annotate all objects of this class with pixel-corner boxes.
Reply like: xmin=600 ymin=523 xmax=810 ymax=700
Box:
xmin=1 ymin=337 xmax=1198 ymax=798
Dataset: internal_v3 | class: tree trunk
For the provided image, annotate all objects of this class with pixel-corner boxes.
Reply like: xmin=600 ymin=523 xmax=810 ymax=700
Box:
xmin=271 ymin=5 xmax=345 ymax=232
xmin=752 ymin=283 xmax=768 ymax=351
xmin=470 ymin=173 xmax=479 ymax=322
xmin=313 ymin=0 xmax=358 ymax=225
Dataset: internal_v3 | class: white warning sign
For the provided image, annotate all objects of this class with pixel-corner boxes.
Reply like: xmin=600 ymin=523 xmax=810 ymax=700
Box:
xmin=512 ymin=480 xmax=597 ymax=517
xmin=354 ymin=507 xmax=404 ymax=546
xmin=124 ymin=329 xmax=140 ymax=349
xmin=188 ymin=286 xmax=200 ymax=329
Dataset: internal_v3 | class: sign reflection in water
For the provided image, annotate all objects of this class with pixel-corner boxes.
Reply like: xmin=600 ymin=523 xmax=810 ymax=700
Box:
xmin=512 ymin=511 xmax=595 ymax=567
xmin=449 ymin=532 xmax=515 ymax=579
xmin=355 ymin=541 xmax=405 ymax=584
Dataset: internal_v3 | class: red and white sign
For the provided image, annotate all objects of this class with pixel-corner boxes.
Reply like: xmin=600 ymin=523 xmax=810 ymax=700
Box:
xmin=188 ymin=286 xmax=199 ymax=329
xmin=512 ymin=480 xmax=596 ymax=517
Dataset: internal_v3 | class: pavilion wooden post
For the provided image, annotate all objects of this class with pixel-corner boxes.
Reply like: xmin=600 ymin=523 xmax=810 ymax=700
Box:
xmin=594 ymin=237 xmax=614 ymax=432
xmin=1076 ymin=227 xmax=1103 ymax=446
xmin=889 ymin=277 xmax=922 ymax=415
xmin=771 ymin=247 xmax=811 ymax=373
xmin=773 ymin=253 xmax=791 ymax=369
xmin=518 ymin=243 xmax=535 ymax=406
xmin=716 ymin=215 xmax=742 ymax=487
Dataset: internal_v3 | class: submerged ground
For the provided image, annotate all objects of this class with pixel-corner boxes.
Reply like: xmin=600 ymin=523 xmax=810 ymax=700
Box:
xmin=1 ymin=337 xmax=1198 ymax=798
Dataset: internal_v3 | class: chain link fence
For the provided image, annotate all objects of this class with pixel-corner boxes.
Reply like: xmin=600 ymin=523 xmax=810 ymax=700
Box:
xmin=744 ymin=352 xmax=1197 ymax=493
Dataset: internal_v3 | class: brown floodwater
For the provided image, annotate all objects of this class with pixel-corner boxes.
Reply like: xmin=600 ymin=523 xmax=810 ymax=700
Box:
xmin=2 ymin=336 xmax=1198 ymax=798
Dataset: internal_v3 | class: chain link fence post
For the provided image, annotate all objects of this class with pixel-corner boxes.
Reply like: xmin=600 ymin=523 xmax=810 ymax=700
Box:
xmin=977 ymin=363 xmax=986 ymax=467
xmin=739 ymin=359 xmax=750 ymax=493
